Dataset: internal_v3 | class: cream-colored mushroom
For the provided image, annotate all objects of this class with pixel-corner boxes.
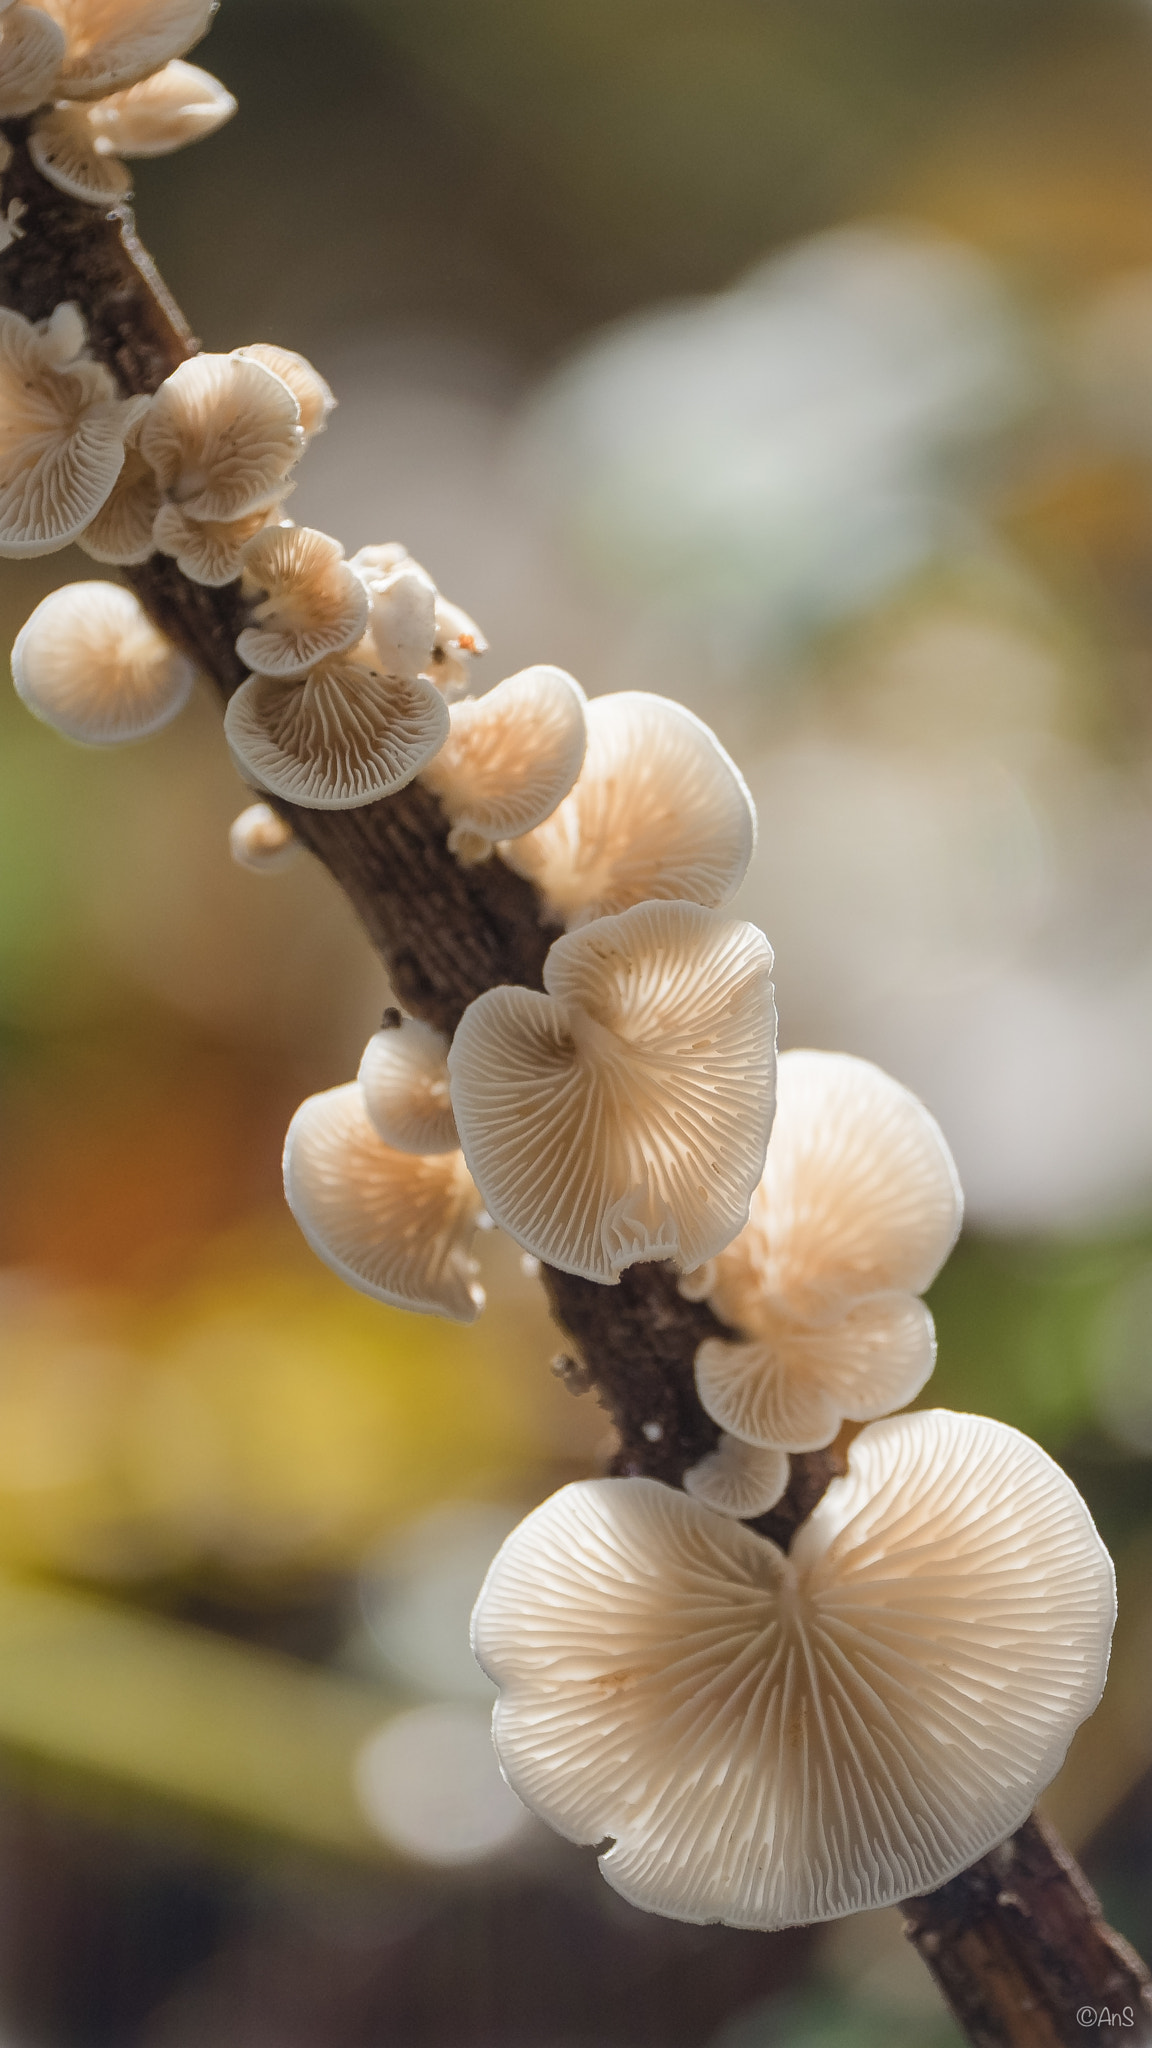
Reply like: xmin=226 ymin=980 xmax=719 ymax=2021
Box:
xmin=228 ymin=801 xmax=299 ymax=873
xmin=683 ymin=1433 xmax=788 ymax=1519
xmin=502 ymin=692 xmax=756 ymax=927
xmin=448 ymin=899 xmax=776 ymax=1283
xmin=77 ymin=414 xmax=159 ymax=564
xmin=29 ymin=60 xmax=235 ymax=205
xmin=232 ymin=344 xmax=334 ymax=444
xmin=283 ymin=1082 xmax=484 ymax=1322
xmin=428 ymin=594 xmax=487 ymax=698
xmin=358 ymin=1018 xmax=458 ymax=1155
xmin=364 ymin=558 xmax=438 ymax=681
xmin=12 ymin=580 xmax=194 ymax=743
xmin=0 ymin=305 xmax=149 ymax=557
xmin=139 ymin=354 xmax=303 ymax=524
xmin=37 ymin=0 xmax=216 ymax=101
xmin=235 ymin=525 xmax=368 ymax=679
xmin=420 ymin=665 xmax=587 ymax=864
xmin=473 ymin=1410 xmax=1116 ymax=1929
xmin=152 ymin=496 xmax=286 ymax=588
xmin=0 ymin=3 xmax=65 ymax=118
xmin=686 ymin=1050 xmax=963 ymax=1452
xmin=224 ymin=637 xmax=450 ymax=810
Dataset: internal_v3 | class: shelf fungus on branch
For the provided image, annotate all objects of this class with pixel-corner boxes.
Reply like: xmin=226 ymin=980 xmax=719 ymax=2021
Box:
xmin=420 ymin=664 xmax=587 ymax=864
xmin=472 ymin=1410 xmax=1116 ymax=1931
xmin=283 ymin=1080 xmax=485 ymax=1322
xmin=224 ymin=636 xmax=450 ymax=809
xmin=235 ymin=524 xmax=369 ymax=679
xmin=12 ymin=579 xmax=193 ymax=741
xmin=358 ymin=1017 xmax=458 ymax=1156
xmin=140 ymin=352 xmax=304 ymax=524
xmin=501 ymin=691 xmax=756 ymax=927
xmin=0 ymin=303 xmax=149 ymax=555
xmin=447 ymin=898 xmax=776 ymax=1283
xmin=684 ymin=1049 xmax=963 ymax=1453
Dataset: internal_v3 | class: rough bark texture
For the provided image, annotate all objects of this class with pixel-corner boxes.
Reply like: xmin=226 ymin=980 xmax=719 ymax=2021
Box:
xmin=2 ymin=128 xmax=1148 ymax=2048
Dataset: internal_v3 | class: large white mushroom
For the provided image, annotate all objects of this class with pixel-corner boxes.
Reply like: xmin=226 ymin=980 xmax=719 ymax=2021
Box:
xmin=283 ymin=1082 xmax=484 ymax=1323
xmin=448 ymin=899 xmax=776 ymax=1282
xmin=358 ymin=1018 xmax=458 ymax=1155
xmin=36 ymin=0 xmax=217 ymax=101
xmin=420 ymin=665 xmax=587 ymax=863
xmin=501 ymin=692 xmax=756 ymax=927
xmin=12 ymin=580 xmax=194 ymax=743
xmin=224 ymin=637 xmax=450 ymax=810
xmin=473 ymin=1410 xmax=1116 ymax=1930
xmin=139 ymin=353 xmax=303 ymax=525
xmin=29 ymin=59 xmax=235 ymax=205
xmin=685 ymin=1050 xmax=963 ymax=1452
xmin=0 ymin=304 xmax=149 ymax=557
xmin=235 ymin=525 xmax=369 ymax=679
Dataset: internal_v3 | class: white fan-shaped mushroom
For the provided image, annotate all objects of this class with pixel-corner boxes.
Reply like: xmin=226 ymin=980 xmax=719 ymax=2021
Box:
xmin=283 ymin=1082 xmax=484 ymax=1322
xmin=29 ymin=63 xmax=233 ymax=204
xmin=365 ymin=559 xmax=438 ymax=682
xmin=12 ymin=580 xmax=194 ymax=743
xmin=0 ymin=305 xmax=149 ymax=557
xmin=236 ymin=525 xmax=368 ymax=678
xmin=687 ymin=1051 xmax=963 ymax=1452
xmin=420 ymin=665 xmax=587 ymax=864
xmin=358 ymin=1018 xmax=458 ymax=1155
xmin=224 ymin=641 xmax=450 ymax=810
xmin=228 ymin=801 xmax=298 ymax=873
xmin=37 ymin=0 xmax=216 ymax=101
xmin=152 ymin=496 xmax=285 ymax=588
xmin=502 ymin=692 xmax=756 ymax=928
xmin=473 ymin=1410 xmax=1116 ymax=1930
xmin=683 ymin=1434 xmax=788 ymax=1519
xmin=77 ymin=422 xmax=159 ymax=564
xmin=28 ymin=99 xmax=130 ymax=202
xmin=448 ymin=899 xmax=776 ymax=1283
xmin=232 ymin=344 xmax=334 ymax=444
xmin=139 ymin=354 xmax=303 ymax=524
xmin=0 ymin=3 xmax=65 ymax=117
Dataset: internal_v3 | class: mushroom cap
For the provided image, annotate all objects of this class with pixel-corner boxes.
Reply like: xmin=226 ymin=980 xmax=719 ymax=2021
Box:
xmin=224 ymin=642 xmax=450 ymax=810
xmin=283 ymin=1081 xmax=485 ymax=1322
xmin=232 ymin=344 xmax=334 ymax=443
xmin=90 ymin=57 xmax=235 ymax=153
xmin=365 ymin=559 xmax=438 ymax=681
xmin=683 ymin=1433 xmax=788 ymax=1519
xmin=0 ymin=305 xmax=149 ymax=557
xmin=358 ymin=1018 xmax=458 ymax=1155
xmin=236 ymin=524 xmax=369 ymax=678
xmin=12 ymin=580 xmax=195 ymax=744
xmin=428 ymin=594 xmax=488 ymax=698
xmin=0 ymin=3 xmax=66 ymax=117
xmin=501 ymin=692 xmax=757 ymax=928
xmin=350 ymin=541 xmax=409 ymax=581
xmin=685 ymin=1051 xmax=961 ymax=1451
xmin=420 ymin=665 xmax=587 ymax=861
xmin=152 ymin=496 xmax=286 ymax=587
xmin=473 ymin=1410 xmax=1116 ymax=1930
xmin=448 ymin=899 xmax=776 ymax=1282
xmin=27 ymin=100 xmax=133 ymax=205
xmin=38 ymin=0 xmax=216 ymax=101
xmin=139 ymin=354 xmax=303 ymax=523
xmin=77 ymin=427 xmax=160 ymax=564
xmin=228 ymin=801 xmax=298 ymax=873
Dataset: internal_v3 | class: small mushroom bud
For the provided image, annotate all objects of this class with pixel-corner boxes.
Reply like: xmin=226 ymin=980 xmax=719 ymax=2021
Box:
xmin=283 ymin=1082 xmax=485 ymax=1322
xmin=420 ymin=665 xmax=587 ymax=864
xmin=358 ymin=1018 xmax=458 ymax=1155
xmin=232 ymin=344 xmax=335 ymax=445
xmin=448 ymin=899 xmax=777 ymax=1283
xmin=364 ymin=559 xmax=438 ymax=681
xmin=502 ymin=691 xmax=756 ymax=927
xmin=473 ymin=1410 xmax=1116 ymax=1929
xmin=686 ymin=1050 xmax=963 ymax=1452
xmin=29 ymin=60 xmax=236 ymax=205
xmin=0 ymin=3 xmax=65 ymax=118
xmin=224 ymin=636 xmax=450 ymax=810
xmin=139 ymin=354 xmax=304 ymax=525
xmin=228 ymin=801 xmax=299 ymax=874
xmin=0 ymin=304 xmax=150 ymax=557
xmin=12 ymin=580 xmax=194 ymax=744
xmin=236 ymin=525 xmax=369 ymax=679
xmin=40 ymin=0 xmax=217 ymax=102
xmin=682 ymin=1433 xmax=789 ymax=1519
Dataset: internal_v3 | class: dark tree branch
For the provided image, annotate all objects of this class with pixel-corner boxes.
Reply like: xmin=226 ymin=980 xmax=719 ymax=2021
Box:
xmin=3 ymin=128 xmax=1149 ymax=2048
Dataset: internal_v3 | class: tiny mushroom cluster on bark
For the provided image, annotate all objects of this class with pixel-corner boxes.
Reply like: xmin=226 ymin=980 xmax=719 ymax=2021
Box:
xmin=0 ymin=8 xmax=1123 ymax=1967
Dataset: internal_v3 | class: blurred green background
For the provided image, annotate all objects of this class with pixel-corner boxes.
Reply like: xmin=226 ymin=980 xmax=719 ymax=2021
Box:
xmin=4 ymin=0 xmax=1152 ymax=2040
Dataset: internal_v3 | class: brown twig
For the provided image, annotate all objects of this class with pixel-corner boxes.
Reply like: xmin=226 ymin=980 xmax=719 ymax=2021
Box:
xmin=2 ymin=130 xmax=1149 ymax=2048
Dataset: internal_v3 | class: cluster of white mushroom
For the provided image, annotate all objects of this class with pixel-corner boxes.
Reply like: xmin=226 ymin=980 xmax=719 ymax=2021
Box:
xmin=0 ymin=0 xmax=233 ymax=213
